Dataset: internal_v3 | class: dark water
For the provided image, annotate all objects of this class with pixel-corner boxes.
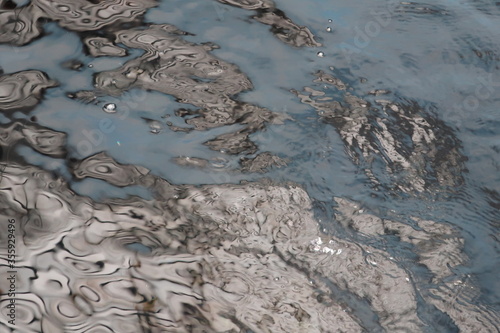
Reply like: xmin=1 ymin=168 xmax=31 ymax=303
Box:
xmin=0 ymin=0 xmax=499 ymax=332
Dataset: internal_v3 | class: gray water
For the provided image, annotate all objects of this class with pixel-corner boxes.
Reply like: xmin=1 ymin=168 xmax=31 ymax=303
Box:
xmin=0 ymin=0 xmax=499 ymax=332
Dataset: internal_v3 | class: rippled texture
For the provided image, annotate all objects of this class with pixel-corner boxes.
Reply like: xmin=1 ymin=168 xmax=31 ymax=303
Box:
xmin=0 ymin=0 xmax=499 ymax=332
xmin=0 ymin=121 xmax=66 ymax=157
xmin=84 ymin=37 xmax=127 ymax=57
xmin=72 ymin=23 xmax=286 ymax=156
xmin=3 ymin=154 xmax=491 ymax=332
xmin=0 ymin=161 xmax=365 ymax=332
xmin=293 ymin=71 xmax=467 ymax=194
xmin=335 ymin=197 xmax=499 ymax=332
xmin=217 ymin=0 xmax=321 ymax=47
xmin=0 ymin=0 xmax=157 ymax=45
xmin=0 ymin=71 xmax=57 ymax=112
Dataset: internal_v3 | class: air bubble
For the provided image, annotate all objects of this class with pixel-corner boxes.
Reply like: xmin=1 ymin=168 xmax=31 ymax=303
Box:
xmin=88 ymin=64 xmax=93 ymax=68
xmin=103 ymin=103 xmax=117 ymax=113
xmin=317 ymin=51 xmax=325 ymax=57
xmin=328 ymin=19 xmax=333 ymax=23
xmin=326 ymin=27 xmax=332 ymax=32
xmin=149 ymin=121 xmax=162 ymax=134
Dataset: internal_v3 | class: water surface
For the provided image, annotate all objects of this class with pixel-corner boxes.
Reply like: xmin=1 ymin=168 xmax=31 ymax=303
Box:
xmin=0 ymin=0 xmax=499 ymax=332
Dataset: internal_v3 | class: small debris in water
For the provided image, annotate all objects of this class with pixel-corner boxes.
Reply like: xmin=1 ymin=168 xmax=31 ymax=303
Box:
xmin=103 ymin=103 xmax=117 ymax=113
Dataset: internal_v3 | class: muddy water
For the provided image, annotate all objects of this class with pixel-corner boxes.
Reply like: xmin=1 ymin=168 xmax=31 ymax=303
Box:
xmin=0 ymin=0 xmax=499 ymax=332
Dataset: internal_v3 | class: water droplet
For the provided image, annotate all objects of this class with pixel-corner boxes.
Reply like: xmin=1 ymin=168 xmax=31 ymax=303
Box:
xmin=103 ymin=103 xmax=117 ymax=113
xmin=326 ymin=27 xmax=332 ymax=32
xmin=328 ymin=19 xmax=333 ymax=23
xmin=317 ymin=51 xmax=325 ymax=57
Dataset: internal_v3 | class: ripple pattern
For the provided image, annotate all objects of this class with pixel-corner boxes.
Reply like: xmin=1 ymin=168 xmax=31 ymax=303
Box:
xmin=0 ymin=71 xmax=57 ymax=112
xmin=293 ymin=70 xmax=467 ymax=194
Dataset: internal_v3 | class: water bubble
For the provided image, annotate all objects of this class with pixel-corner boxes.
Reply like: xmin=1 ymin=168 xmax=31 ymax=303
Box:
xmin=317 ymin=51 xmax=325 ymax=57
xmin=328 ymin=19 xmax=333 ymax=23
xmin=103 ymin=103 xmax=117 ymax=113
xmin=88 ymin=64 xmax=93 ymax=68
xmin=210 ymin=157 xmax=229 ymax=169
xmin=149 ymin=121 xmax=162 ymax=134
xmin=326 ymin=27 xmax=332 ymax=32
xmin=57 ymin=5 xmax=70 ymax=12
